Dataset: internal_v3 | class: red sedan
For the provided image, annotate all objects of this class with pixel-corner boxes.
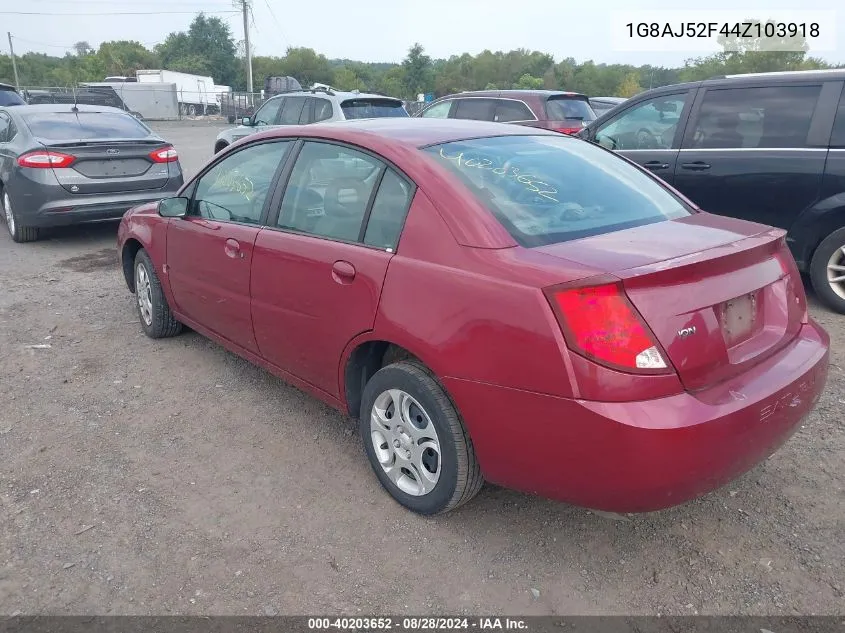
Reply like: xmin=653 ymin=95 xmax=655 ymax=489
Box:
xmin=117 ymin=118 xmax=829 ymax=515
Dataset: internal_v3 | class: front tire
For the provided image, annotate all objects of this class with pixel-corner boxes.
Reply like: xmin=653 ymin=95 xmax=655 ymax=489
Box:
xmin=360 ymin=361 xmax=483 ymax=515
xmin=134 ymin=249 xmax=182 ymax=338
xmin=810 ymin=227 xmax=845 ymax=314
xmin=2 ymin=190 xmax=39 ymax=243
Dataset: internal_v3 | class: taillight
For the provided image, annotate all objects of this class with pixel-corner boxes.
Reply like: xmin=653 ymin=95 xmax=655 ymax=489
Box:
xmin=546 ymin=282 xmax=670 ymax=372
xmin=554 ymin=127 xmax=582 ymax=135
xmin=149 ymin=146 xmax=178 ymax=163
xmin=17 ymin=151 xmax=75 ymax=168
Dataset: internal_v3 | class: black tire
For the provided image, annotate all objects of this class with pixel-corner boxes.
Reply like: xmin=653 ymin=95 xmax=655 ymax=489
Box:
xmin=810 ymin=226 xmax=845 ymax=314
xmin=133 ymin=249 xmax=182 ymax=338
xmin=227 ymin=115 xmax=235 ymax=124
xmin=1 ymin=188 xmax=40 ymax=243
xmin=359 ymin=360 xmax=483 ymax=515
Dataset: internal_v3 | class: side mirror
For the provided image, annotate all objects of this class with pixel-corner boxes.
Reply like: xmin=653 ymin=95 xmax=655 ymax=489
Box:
xmin=158 ymin=197 xmax=188 ymax=218
xmin=241 ymin=116 xmax=252 ymax=126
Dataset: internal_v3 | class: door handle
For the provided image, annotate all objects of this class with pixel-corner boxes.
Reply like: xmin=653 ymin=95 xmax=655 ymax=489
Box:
xmin=643 ymin=161 xmax=670 ymax=170
xmin=224 ymin=238 xmax=244 ymax=259
xmin=331 ymin=260 xmax=356 ymax=284
xmin=680 ymin=161 xmax=711 ymax=171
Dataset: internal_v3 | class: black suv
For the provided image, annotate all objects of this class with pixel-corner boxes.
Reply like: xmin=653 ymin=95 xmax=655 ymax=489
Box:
xmin=579 ymin=70 xmax=845 ymax=313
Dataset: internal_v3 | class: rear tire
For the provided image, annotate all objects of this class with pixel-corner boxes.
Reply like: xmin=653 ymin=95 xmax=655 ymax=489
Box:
xmin=359 ymin=360 xmax=483 ymax=515
xmin=134 ymin=249 xmax=182 ymax=339
xmin=227 ymin=115 xmax=236 ymax=124
xmin=2 ymin=190 xmax=40 ymax=243
xmin=810 ymin=227 xmax=845 ymax=314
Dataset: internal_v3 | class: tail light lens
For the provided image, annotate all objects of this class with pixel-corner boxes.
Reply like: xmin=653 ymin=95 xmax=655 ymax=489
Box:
xmin=149 ymin=146 xmax=178 ymax=163
xmin=546 ymin=282 xmax=671 ymax=373
xmin=17 ymin=151 xmax=75 ymax=168
xmin=554 ymin=127 xmax=582 ymax=135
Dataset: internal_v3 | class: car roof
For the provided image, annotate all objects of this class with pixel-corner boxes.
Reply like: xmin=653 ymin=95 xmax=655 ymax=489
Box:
xmin=254 ymin=117 xmax=559 ymax=148
xmin=635 ymin=69 xmax=845 ymax=98
xmin=267 ymin=89 xmax=402 ymax=102
xmin=445 ymin=89 xmax=588 ymax=99
xmin=6 ymin=103 xmax=133 ymax=115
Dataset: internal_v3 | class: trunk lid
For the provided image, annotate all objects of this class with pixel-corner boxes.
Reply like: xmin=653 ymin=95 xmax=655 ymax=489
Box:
xmin=536 ymin=213 xmax=807 ymax=391
xmin=40 ymin=140 xmax=172 ymax=194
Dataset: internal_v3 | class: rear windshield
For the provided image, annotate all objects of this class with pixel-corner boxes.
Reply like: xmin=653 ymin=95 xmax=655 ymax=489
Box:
xmin=340 ymin=99 xmax=408 ymax=120
xmin=424 ymin=135 xmax=690 ymax=247
xmin=545 ymin=96 xmax=596 ymax=122
xmin=0 ymin=90 xmax=25 ymax=106
xmin=21 ymin=112 xmax=150 ymax=140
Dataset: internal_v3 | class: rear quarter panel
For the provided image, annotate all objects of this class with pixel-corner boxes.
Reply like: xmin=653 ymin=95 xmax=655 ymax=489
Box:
xmin=370 ymin=190 xmax=588 ymax=398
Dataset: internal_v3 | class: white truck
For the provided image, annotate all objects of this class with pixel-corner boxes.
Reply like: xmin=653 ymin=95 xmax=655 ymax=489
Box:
xmin=135 ymin=69 xmax=217 ymax=116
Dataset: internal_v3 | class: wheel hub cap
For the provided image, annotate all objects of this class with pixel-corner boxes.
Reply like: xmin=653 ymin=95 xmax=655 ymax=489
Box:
xmin=370 ymin=389 xmax=441 ymax=497
xmin=826 ymin=246 xmax=845 ymax=300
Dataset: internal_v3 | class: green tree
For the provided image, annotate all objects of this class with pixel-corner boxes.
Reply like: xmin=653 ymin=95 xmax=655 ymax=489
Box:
xmin=333 ymin=67 xmax=362 ymax=91
xmin=515 ymin=73 xmax=543 ymax=89
xmin=402 ymin=43 xmax=433 ymax=97
xmin=156 ymin=13 xmax=238 ymax=85
xmin=616 ymin=72 xmax=642 ymax=97
xmin=96 ymin=41 xmax=159 ymax=78
xmin=279 ymin=47 xmax=333 ymax=86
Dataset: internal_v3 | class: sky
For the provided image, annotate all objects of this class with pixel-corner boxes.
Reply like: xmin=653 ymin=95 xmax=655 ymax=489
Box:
xmin=1 ymin=0 xmax=843 ymax=70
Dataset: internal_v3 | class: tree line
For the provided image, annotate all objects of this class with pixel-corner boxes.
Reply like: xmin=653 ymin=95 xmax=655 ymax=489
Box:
xmin=1 ymin=14 xmax=839 ymax=99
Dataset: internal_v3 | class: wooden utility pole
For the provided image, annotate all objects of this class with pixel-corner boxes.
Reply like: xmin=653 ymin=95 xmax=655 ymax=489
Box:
xmin=241 ymin=0 xmax=253 ymax=95
xmin=7 ymin=32 xmax=21 ymax=90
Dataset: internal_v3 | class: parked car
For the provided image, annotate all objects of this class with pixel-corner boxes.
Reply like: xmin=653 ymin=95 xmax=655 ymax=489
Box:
xmin=0 ymin=104 xmax=184 ymax=242
xmin=213 ymin=87 xmax=408 ymax=153
xmin=589 ymin=96 xmax=627 ymax=116
xmin=22 ymin=86 xmax=143 ymax=119
xmin=578 ymin=69 xmax=845 ymax=313
xmin=0 ymin=82 xmax=25 ymax=107
xmin=117 ymin=118 xmax=828 ymax=515
xmin=417 ymin=90 xmax=597 ymax=135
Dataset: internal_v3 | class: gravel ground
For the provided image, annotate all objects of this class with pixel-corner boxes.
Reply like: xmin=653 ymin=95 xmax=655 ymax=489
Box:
xmin=0 ymin=121 xmax=843 ymax=616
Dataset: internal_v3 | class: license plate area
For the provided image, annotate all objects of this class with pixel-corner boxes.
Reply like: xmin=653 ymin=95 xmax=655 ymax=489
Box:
xmin=721 ymin=291 xmax=759 ymax=347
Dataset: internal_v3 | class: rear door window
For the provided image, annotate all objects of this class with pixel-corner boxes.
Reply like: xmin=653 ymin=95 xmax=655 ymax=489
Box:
xmin=687 ymin=85 xmax=822 ymax=149
xmin=363 ymin=169 xmax=414 ymax=250
xmin=21 ymin=112 xmax=151 ymax=140
xmin=424 ymin=135 xmax=690 ymax=247
xmin=545 ymin=96 xmax=596 ymax=122
xmin=453 ymin=98 xmax=496 ymax=121
xmin=340 ymin=99 xmax=408 ymax=119
xmin=0 ymin=112 xmax=10 ymax=142
xmin=494 ymin=99 xmax=535 ymax=123
xmin=279 ymin=96 xmax=307 ymax=124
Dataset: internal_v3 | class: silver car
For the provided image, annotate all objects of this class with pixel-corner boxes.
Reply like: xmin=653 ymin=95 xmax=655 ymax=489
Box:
xmin=213 ymin=88 xmax=409 ymax=153
xmin=0 ymin=104 xmax=183 ymax=243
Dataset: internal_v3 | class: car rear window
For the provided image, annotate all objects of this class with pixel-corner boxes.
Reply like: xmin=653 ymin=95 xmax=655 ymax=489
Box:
xmin=0 ymin=90 xmax=25 ymax=106
xmin=545 ymin=96 xmax=596 ymax=122
xmin=21 ymin=111 xmax=150 ymax=140
xmin=341 ymin=99 xmax=408 ymax=119
xmin=424 ymin=135 xmax=691 ymax=247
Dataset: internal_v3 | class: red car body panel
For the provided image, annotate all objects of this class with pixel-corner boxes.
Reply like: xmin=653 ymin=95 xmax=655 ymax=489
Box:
xmin=117 ymin=118 xmax=829 ymax=512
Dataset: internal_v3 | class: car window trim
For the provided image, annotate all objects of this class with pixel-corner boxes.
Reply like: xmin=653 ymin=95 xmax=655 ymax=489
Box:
xmin=185 ymin=138 xmax=295 ymax=228
xmin=263 ymin=138 xmax=418 ymax=252
xmin=595 ymin=88 xmax=697 ymax=150
xmin=811 ymin=80 xmax=843 ymax=147
xmin=357 ymin=166 xmax=387 ymax=242
xmin=681 ymin=83 xmax=829 ymax=150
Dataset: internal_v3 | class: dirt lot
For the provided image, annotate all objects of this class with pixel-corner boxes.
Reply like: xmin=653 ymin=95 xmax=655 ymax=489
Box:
xmin=0 ymin=121 xmax=843 ymax=616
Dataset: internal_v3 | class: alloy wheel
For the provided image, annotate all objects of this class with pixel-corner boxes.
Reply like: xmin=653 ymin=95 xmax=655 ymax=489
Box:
xmin=369 ymin=389 xmax=442 ymax=496
xmin=3 ymin=192 xmax=15 ymax=236
xmin=827 ymin=246 xmax=845 ymax=301
xmin=135 ymin=262 xmax=154 ymax=326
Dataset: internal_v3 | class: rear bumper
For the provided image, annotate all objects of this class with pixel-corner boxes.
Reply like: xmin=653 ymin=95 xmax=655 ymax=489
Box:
xmin=444 ymin=320 xmax=829 ymax=512
xmin=12 ymin=181 xmax=182 ymax=228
